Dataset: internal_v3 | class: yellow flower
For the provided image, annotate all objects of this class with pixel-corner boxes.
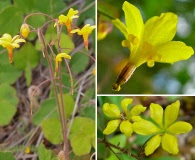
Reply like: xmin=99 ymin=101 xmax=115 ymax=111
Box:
xmin=71 ymin=24 xmax=95 ymax=50
xmin=25 ymin=146 xmax=31 ymax=154
xmin=0 ymin=33 xmax=26 ymax=63
xmin=20 ymin=23 xmax=30 ymax=38
xmin=55 ymin=53 xmax=71 ymax=76
xmin=103 ymin=98 xmax=146 ymax=137
xmin=133 ymin=100 xmax=193 ymax=155
xmin=54 ymin=8 xmax=79 ymax=36
xmin=112 ymin=1 xmax=194 ymax=91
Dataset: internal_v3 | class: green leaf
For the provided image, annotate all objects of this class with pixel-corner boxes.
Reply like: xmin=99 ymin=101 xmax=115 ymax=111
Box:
xmin=61 ymin=93 xmax=74 ymax=119
xmin=0 ymin=83 xmax=18 ymax=126
xmin=0 ymin=100 xmax=17 ymax=126
xmin=0 ymin=151 xmax=15 ymax=160
xmin=0 ymin=6 xmax=23 ymax=35
xmin=70 ymin=52 xmax=89 ymax=74
xmin=0 ymin=1 xmax=11 ymax=12
xmin=32 ymin=98 xmax=58 ymax=126
xmin=68 ymin=117 xmax=95 ymax=156
xmin=41 ymin=118 xmax=63 ymax=144
xmin=14 ymin=0 xmax=34 ymax=13
xmin=0 ymin=83 xmax=18 ymax=106
xmin=14 ymin=42 xmax=40 ymax=70
xmin=32 ymin=0 xmax=65 ymax=15
xmin=38 ymin=143 xmax=52 ymax=160
xmin=0 ymin=64 xmax=22 ymax=84
xmin=80 ymin=106 xmax=95 ymax=120
xmin=33 ymin=93 xmax=74 ymax=126
xmin=70 ymin=133 xmax=91 ymax=156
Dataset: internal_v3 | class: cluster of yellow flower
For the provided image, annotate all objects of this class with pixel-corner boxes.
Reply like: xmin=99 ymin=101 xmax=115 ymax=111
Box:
xmin=0 ymin=8 xmax=95 ymax=76
xmin=103 ymin=98 xmax=192 ymax=156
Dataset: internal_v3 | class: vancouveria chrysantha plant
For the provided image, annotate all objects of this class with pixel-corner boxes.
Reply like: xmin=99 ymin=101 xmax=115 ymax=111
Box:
xmin=0 ymin=6 xmax=95 ymax=160
xmin=112 ymin=1 xmax=194 ymax=91
xmin=133 ymin=100 xmax=192 ymax=156
xmin=103 ymin=98 xmax=146 ymax=137
xmin=0 ymin=33 xmax=26 ymax=63
xmin=101 ymin=99 xmax=193 ymax=158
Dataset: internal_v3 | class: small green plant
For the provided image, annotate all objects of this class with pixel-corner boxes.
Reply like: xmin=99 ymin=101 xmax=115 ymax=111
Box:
xmin=0 ymin=1 xmax=95 ymax=160
xmin=98 ymin=97 xmax=193 ymax=160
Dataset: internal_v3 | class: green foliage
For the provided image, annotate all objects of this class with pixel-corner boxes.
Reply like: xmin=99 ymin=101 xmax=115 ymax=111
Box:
xmin=32 ymin=98 xmax=58 ymax=126
xmin=68 ymin=117 xmax=95 ymax=156
xmin=14 ymin=0 xmax=66 ymax=16
xmin=33 ymin=94 xmax=74 ymax=125
xmin=41 ymin=118 xmax=63 ymax=144
xmin=0 ymin=151 xmax=15 ymax=160
xmin=38 ymin=143 xmax=52 ymax=160
xmin=0 ymin=83 xmax=18 ymax=126
xmin=14 ymin=42 xmax=40 ymax=85
xmin=0 ymin=63 xmax=22 ymax=84
xmin=0 ymin=6 xmax=23 ymax=35
xmin=70 ymin=52 xmax=89 ymax=74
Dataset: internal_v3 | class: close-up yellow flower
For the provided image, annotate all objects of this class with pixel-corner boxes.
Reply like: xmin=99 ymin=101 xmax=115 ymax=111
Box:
xmin=71 ymin=24 xmax=95 ymax=50
xmin=103 ymin=98 xmax=146 ymax=137
xmin=55 ymin=53 xmax=71 ymax=76
xmin=133 ymin=100 xmax=193 ymax=156
xmin=111 ymin=1 xmax=194 ymax=91
xmin=54 ymin=8 xmax=79 ymax=36
xmin=0 ymin=33 xmax=26 ymax=63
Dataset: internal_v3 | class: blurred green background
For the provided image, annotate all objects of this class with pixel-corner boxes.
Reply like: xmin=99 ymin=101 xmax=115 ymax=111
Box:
xmin=97 ymin=0 xmax=195 ymax=94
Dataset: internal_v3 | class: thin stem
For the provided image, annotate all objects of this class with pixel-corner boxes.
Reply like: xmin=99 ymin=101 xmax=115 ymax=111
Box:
xmin=67 ymin=76 xmax=85 ymax=136
xmin=98 ymin=138 xmax=140 ymax=160
xmin=64 ymin=59 xmax=74 ymax=95
xmin=39 ymin=28 xmax=65 ymax=152
xmin=23 ymin=12 xmax=56 ymax=23
xmin=58 ymin=63 xmax=70 ymax=159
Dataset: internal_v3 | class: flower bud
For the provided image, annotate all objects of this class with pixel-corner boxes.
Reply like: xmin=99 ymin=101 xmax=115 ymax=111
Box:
xmin=20 ymin=23 xmax=30 ymax=38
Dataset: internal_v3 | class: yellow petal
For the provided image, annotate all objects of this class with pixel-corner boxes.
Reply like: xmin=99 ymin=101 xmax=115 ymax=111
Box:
xmin=131 ymin=115 xmax=142 ymax=122
xmin=121 ymin=98 xmax=133 ymax=115
xmin=145 ymin=134 xmax=161 ymax=156
xmin=70 ymin=29 xmax=80 ymax=34
xmin=112 ymin=19 xmax=128 ymax=39
xmin=122 ymin=1 xmax=144 ymax=39
xmin=164 ymin=100 xmax=180 ymax=128
xmin=102 ymin=103 xmax=120 ymax=118
xmin=14 ymin=38 xmax=26 ymax=44
xmin=167 ymin=121 xmax=192 ymax=134
xmin=103 ymin=120 xmax=120 ymax=135
xmin=120 ymin=120 xmax=133 ymax=137
xmin=143 ymin=12 xmax=177 ymax=46
xmin=130 ymin=104 xmax=146 ymax=116
xmin=56 ymin=53 xmax=71 ymax=62
xmin=162 ymin=133 xmax=179 ymax=154
xmin=150 ymin=103 xmax=163 ymax=128
xmin=0 ymin=33 xmax=12 ymax=41
xmin=133 ymin=120 xmax=160 ymax=135
xmin=154 ymin=41 xmax=194 ymax=63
